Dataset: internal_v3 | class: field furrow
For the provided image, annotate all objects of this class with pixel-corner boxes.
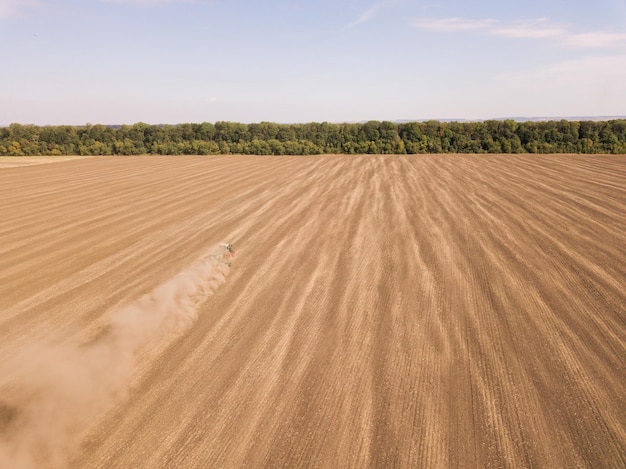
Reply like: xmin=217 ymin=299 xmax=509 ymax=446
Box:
xmin=0 ymin=154 xmax=624 ymax=468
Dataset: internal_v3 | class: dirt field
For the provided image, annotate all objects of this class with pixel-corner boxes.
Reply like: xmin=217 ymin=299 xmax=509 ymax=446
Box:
xmin=0 ymin=154 xmax=624 ymax=468
xmin=0 ymin=155 xmax=94 ymax=168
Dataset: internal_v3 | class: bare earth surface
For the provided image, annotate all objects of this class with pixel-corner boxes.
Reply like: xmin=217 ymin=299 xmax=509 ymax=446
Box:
xmin=0 ymin=154 xmax=624 ymax=468
xmin=0 ymin=155 xmax=94 ymax=168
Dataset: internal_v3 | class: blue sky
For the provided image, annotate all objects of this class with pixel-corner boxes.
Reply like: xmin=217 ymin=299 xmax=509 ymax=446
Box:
xmin=1 ymin=0 xmax=625 ymax=125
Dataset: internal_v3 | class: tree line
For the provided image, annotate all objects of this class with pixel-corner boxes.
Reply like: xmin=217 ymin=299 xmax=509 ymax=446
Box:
xmin=1 ymin=119 xmax=625 ymax=156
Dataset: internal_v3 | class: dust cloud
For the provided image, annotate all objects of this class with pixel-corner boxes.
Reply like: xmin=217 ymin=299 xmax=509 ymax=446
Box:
xmin=0 ymin=246 xmax=233 ymax=469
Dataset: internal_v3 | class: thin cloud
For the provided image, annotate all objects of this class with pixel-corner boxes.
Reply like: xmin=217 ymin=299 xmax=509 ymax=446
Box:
xmin=343 ymin=0 xmax=394 ymax=30
xmin=412 ymin=16 xmax=626 ymax=48
xmin=0 ymin=0 xmax=39 ymax=18
xmin=565 ymin=31 xmax=626 ymax=48
xmin=101 ymin=0 xmax=208 ymax=5
xmin=412 ymin=17 xmax=496 ymax=32
xmin=491 ymin=18 xmax=566 ymax=39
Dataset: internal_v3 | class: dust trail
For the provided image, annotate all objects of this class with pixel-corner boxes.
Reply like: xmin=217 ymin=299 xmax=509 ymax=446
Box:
xmin=0 ymin=245 xmax=234 ymax=469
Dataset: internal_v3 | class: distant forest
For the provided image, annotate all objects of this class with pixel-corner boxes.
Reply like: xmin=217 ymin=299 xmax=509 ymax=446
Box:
xmin=1 ymin=120 xmax=625 ymax=156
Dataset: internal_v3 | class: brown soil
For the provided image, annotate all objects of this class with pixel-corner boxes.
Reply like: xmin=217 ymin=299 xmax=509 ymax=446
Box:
xmin=0 ymin=154 xmax=624 ymax=468
xmin=0 ymin=156 xmax=95 ymax=168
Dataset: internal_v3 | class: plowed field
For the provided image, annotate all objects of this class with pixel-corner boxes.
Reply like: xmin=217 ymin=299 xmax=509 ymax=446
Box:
xmin=1 ymin=154 xmax=625 ymax=468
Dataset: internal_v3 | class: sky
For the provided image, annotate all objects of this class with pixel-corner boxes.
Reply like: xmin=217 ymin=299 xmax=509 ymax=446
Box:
xmin=1 ymin=0 xmax=625 ymax=125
